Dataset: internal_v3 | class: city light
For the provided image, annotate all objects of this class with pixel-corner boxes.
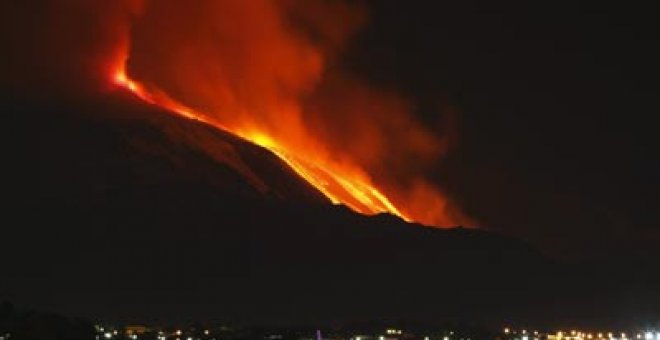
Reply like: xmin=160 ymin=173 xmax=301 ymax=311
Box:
xmin=85 ymin=323 xmax=660 ymax=340
xmin=386 ymin=328 xmax=402 ymax=335
xmin=503 ymin=328 xmax=660 ymax=340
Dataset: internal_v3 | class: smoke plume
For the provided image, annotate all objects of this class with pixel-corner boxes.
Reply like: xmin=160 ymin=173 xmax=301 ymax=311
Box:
xmin=3 ymin=0 xmax=471 ymax=226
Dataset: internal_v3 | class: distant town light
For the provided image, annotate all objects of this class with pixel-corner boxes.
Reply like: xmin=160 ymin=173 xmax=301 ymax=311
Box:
xmin=645 ymin=332 xmax=653 ymax=340
xmin=504 ymin=328 xmax=510 ymax=334
xmin=104 ymin=332 xmax=112 ymax=339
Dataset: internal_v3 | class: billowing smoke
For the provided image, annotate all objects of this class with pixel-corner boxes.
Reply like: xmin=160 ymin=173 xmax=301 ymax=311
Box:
xmin=2 ymin=0 xmax=142 ymax=97
xmin=3 ymin=0 xmax=472 ymax=227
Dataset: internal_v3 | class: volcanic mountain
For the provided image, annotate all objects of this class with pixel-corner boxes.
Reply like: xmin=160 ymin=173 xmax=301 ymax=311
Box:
xmin=3 ymin=91 xmax=658 ymax=328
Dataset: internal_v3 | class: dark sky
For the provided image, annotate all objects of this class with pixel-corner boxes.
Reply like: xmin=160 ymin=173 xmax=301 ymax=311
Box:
xmin=345 ymin=0 xmax=659 ymax=259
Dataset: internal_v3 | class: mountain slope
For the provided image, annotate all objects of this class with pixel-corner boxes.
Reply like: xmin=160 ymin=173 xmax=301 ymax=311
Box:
xmin=3 ymin=92 xmax=658 ymax=328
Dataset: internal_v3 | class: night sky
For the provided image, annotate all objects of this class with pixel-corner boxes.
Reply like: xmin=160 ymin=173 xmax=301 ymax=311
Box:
xmin=2 ymin=0 xmax=659 ymax=326
xmin=348 ymin=0 xmax=659 ymax=259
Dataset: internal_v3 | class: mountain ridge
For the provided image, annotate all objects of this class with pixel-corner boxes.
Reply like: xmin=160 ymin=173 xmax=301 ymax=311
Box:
xmin=3 ymin=92 xmax=657 ymax=327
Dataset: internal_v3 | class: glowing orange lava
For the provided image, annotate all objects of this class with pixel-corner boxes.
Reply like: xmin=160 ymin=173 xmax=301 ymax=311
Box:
xmin=112 ymin=66 xmax=412 ymax=222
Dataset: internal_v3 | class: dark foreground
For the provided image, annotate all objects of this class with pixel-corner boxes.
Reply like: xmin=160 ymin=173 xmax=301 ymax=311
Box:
xmin=3 ymin=94 xmax=659 ymax=329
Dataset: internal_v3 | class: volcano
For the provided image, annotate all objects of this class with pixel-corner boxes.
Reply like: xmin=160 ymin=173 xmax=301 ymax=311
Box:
xmin=3 ymin=0 xmax=659 ymax=331
xmin=3 ymin=88 xmax=660 ymax=328
xmin=0 ymin=90 xmax=540 ymax=322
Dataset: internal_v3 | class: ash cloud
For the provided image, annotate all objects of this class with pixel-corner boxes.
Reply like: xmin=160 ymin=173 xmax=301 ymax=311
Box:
xmin=125 ymin=0 xmax=469 ymax=226
xmin=2 ymin=0 xmax=471 ymax=226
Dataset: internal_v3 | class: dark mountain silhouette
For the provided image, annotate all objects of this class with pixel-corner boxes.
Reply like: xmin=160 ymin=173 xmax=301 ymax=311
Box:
xmin=2 ymin=91 xmax=658 ymax=328
xmin=0 ymin=301 xmax=94 ymax=340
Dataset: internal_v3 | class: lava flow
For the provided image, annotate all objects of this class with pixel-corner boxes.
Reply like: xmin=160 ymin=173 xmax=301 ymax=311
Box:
xmin=113 ymin=64 xmax=410 ymax=221
xmin=101 ymin=0 xmax=471 ymax=227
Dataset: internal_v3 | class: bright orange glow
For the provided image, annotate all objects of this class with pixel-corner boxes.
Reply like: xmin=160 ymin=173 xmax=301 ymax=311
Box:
xmin=112 ymin=65 xmax=411 ymax=221
xmin=103 ymin=0 xmax=473 ymax=227
xmin=114 ymin=71 xmax=138 ymax=94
